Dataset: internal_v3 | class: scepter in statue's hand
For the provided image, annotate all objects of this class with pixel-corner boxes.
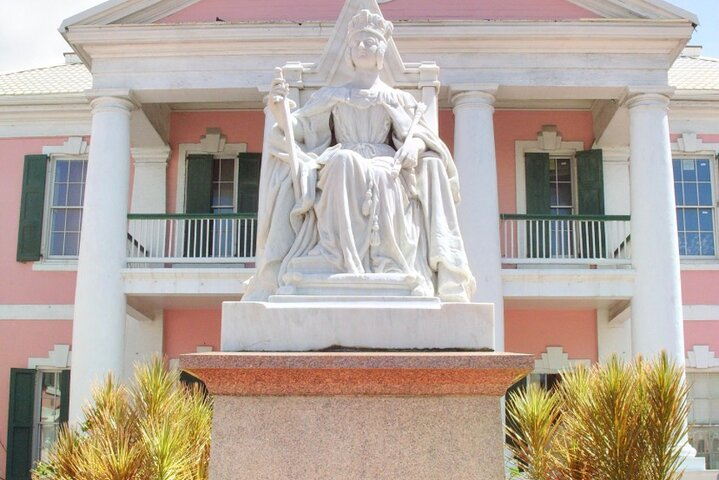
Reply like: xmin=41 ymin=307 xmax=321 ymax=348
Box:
xmin=269 ymin=67 xmax=301 ymax=203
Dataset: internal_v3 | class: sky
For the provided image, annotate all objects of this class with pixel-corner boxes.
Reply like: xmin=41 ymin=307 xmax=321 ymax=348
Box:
xmin=0 ymin=0 xmax=718 ymax=74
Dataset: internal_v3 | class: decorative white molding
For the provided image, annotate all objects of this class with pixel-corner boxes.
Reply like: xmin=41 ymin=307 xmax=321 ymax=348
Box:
xmin=686 ymin=345 xmax=719 ymax=369
xmin=537 ymin=125 xmax=561 ymax=151
xmin=169 ymin=345 xmax=214 ymax=370
xmin=175 ymin=128 xmax=247 ymax=213
xmin=0 ymin=305 xmax=74 ymax=320
xmin=533 ymin=346 xmax=591 ymax=374
xmin=42 ymin=136 xmax=89 ymax=155
xmin=28 ymin=344 xmax=72 ymax=369
xmin=676 ymin=133 xmax=703 ymax=153
xmin=683 ymin=305 xmax=719 ymax=321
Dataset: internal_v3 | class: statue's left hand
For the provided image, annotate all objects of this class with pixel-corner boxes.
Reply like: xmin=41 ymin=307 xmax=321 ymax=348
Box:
xmin=394 ymin=137 xmax=425 ymax=169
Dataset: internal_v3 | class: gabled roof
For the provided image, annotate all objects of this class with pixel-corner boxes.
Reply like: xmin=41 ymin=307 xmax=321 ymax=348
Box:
xmin=670 ymin=52 xmax=719 ymax=90
xmin=0 ymin=63 xmax=91 ymax=96
xmin=60 ymin=0 xmax=698 ymax=28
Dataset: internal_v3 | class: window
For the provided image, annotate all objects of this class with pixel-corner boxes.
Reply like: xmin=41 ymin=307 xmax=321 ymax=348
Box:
xmin=46 ymin=158 xmax=87 ymax=257
xmin=523 ymin=150 xmax=605 ymax=258
xmin=6 ymin=369 xmax=70 ymax=478
xmin=687 ymin=373 xmax=719 ymax=469
xmin=16 ymin=152 xmax=87 ymax=263
xmin=673 ymin=158 xmax=716 ymax=256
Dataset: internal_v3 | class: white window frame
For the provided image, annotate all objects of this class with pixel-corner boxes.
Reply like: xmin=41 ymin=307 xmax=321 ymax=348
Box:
xmin=670 ymin=152 xmax=718 ymax=260
xmin=32 ymin=137 xmax=89 ymax=271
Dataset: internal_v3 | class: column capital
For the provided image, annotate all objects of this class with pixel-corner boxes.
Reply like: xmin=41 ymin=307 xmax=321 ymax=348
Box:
xmin=131 ymin=146 xmax=171 ymax=166
xmin=623 ymin=87 xmax=673 ymax=110
xmin=87 ymin=89 xmax=138 ymax=114
xmin=449 ymin=85 xmax=498 ymax=110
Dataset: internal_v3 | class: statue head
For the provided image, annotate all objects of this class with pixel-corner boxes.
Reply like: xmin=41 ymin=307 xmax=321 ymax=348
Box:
xmin=347 ymin=10 xmax=394 ymax=70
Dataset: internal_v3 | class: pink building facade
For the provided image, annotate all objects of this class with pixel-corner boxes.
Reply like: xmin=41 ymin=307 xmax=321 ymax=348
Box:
xmin=1 ymin=0 xmax=719 ymax=477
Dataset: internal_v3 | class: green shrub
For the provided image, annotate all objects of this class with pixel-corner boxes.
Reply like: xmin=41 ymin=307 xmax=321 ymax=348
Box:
xmin=33 ymin=357 xmax=212 ymax=480
xmin=506 ymin=352 xmax=688 ymax=480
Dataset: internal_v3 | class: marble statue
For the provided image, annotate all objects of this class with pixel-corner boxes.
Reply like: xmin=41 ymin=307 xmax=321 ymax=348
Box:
xmin=244 ymin=9 xmax=475 ymax=302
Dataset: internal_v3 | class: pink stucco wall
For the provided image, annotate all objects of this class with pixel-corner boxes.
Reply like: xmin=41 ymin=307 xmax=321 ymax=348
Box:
xmin=0 ymin=138 xmax=78 ymax=304
xmin=159 ymin=0 xmax=598 ymax=23
xmin=167 ymin=111 xmax=265 ymax=212
xmin=163 ymin=309 xmax=221 ymax=359
xmin=0 ymin=320 xmax=72 ymax=478
xmin=505 ymin=309 xmax=598 ymax=362
xmin=685 ymin=321 xmax=719 ymax=356
xmin=681 ymin=271 xmax=719 ymax=305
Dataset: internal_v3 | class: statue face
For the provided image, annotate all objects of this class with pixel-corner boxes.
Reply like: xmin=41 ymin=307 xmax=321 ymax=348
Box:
xmin=349 ymin=31 xmax=385 ymax=70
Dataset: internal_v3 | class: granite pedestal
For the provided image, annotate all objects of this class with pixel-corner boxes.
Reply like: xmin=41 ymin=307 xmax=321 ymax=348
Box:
xmin=180 ymin=351 xmax=534 ymax=480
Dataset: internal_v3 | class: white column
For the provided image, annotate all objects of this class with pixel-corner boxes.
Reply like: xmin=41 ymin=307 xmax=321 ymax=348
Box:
xmin=627 ymin=92 xmax=684 ymax=362
xmin=451 ymin=86 xmax=505 ymax=350
xmin=628 ymin=91 xmax=705 ymax=471
xmin=419 ymin=62 xmax=440 ymax=134
xmin=69 ymin=93 xmax=135 ymax=424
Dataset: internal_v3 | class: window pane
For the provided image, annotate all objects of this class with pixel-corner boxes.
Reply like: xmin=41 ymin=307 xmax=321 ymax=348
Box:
xmin=699 ymin=183 xmax=712 ymax=206
xmin=697 ymin=160 xmax=711 ymax=181
xmin=49 ymin=233 xmax=65 ymax=256
xmin=686 ymin=232 xmax=701 ymax=255
xmin=683 ymin=159 xmax=697 ymax=181
xmin=699 ymin=209 xmax=714 ymax=231
xmin=55 ymin=161 xmax=69 ymax=183
xmin=69 ymin=161 xmax=84 ymax=182
xmin=64 ymin=233 xmax=80 ymax=256
xmin=51 ymin=211 xmax=66 ymax=232
xmin=220 ymin=158 xmax=234 ymax=181
xmin=66 ymin=210 xmax=82 ymax=231
xmin=53 ymin=183 xmax=68 ymax=207
xmin=66 ymin=184 xmax=83 ymax=207
xmin=701 ymin=233 xmax=715 ymax=256
xmin=675 ymin=183 xmax=684 ymax=205
xmin=678 ymin=232 xmax=687 ymax=255
xmin=673 ymin=159 xmax=682 ymax=179
xmin=676 ymin=210 xmax=685 ymax=231
xmin=219 ymin=184 xmax=233 ymax=206
xmin=685 ymin=209 xmax=699 ymax=231
xmin=685 ymin=184 xmax=698 ymax=206
xmin=555 ymin=159 xmax=571 ymax=181
xmin=557 ymin=184 xmax=572 ymax=206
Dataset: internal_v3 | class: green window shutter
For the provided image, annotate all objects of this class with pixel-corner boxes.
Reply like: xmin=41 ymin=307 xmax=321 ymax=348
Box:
xmin=58 ymin=370 xmax=70 ymax=425
xmin=6 ymin=369 xmax=36 ymax=480
xmin=237 ymin=153 xmax=261 ymax=214
xmin=185 ymin=154 xmax=214 ymax=214
xmin=184 ymin=154 xmax=214 ymax=257
xmin=524 ymin=152 xmax=551 ymax=214
xmin=525 ymin=153 xmax=550 ymax=257
xmin=16 ymin=155 xmax=48 ymax=262
xmin=576 ymin=149 xmax=606 ymax=257
xmin=576 ymin=149 xmax=605 ymax=215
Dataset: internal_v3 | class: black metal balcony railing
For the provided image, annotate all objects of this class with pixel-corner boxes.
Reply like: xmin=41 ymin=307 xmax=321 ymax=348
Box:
xmin=499 ymin=214 xmax=631 ymax=265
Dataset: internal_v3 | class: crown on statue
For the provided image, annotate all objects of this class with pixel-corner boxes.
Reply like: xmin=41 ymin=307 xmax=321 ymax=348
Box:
xmin=347 ymin=9 xmax=394 ymax=41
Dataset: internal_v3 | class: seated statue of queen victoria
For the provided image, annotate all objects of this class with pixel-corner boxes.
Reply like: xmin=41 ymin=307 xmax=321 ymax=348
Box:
xmin=244 ymin=10 xmax=476 ymax=302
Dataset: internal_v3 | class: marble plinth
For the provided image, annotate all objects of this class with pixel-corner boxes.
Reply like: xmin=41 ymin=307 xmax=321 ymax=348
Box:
xmin=221 ymin=297 xmax=494 ymax=351
xmin=180 ymin=352 xmax=534 ymax=480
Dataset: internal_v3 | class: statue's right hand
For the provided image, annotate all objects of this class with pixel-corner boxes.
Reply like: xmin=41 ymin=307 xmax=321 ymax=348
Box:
xmin=270 ymin=77 xmax=289 ymax=105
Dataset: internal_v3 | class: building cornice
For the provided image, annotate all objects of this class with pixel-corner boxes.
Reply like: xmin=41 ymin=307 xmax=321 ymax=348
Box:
xmin=0 ymin=94 xmax=91 ymax=138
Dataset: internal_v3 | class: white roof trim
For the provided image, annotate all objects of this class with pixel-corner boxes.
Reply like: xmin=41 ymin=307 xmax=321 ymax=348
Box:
xmin=568 ymin=0 xmax=698 ymax=23
xmin=60 ymin=0 xmax=699 ymax=28
xmin=60 ymin=0 xmax=201 ymax=28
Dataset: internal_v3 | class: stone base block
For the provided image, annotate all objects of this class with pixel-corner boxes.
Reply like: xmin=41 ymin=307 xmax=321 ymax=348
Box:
xmin=221 ymin=298 xmax=494 ymax=351
xmin=180 ymin=352 xmax=534 ymax=480
xmin=212 ymin=395 xmax=502 ymax=480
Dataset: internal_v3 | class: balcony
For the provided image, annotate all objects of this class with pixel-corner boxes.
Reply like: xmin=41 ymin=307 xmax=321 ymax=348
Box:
xmin=126 ymin=213 xmax=258 ymax=267
xmin=499 ymin=214 xmax=631 ymax=267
